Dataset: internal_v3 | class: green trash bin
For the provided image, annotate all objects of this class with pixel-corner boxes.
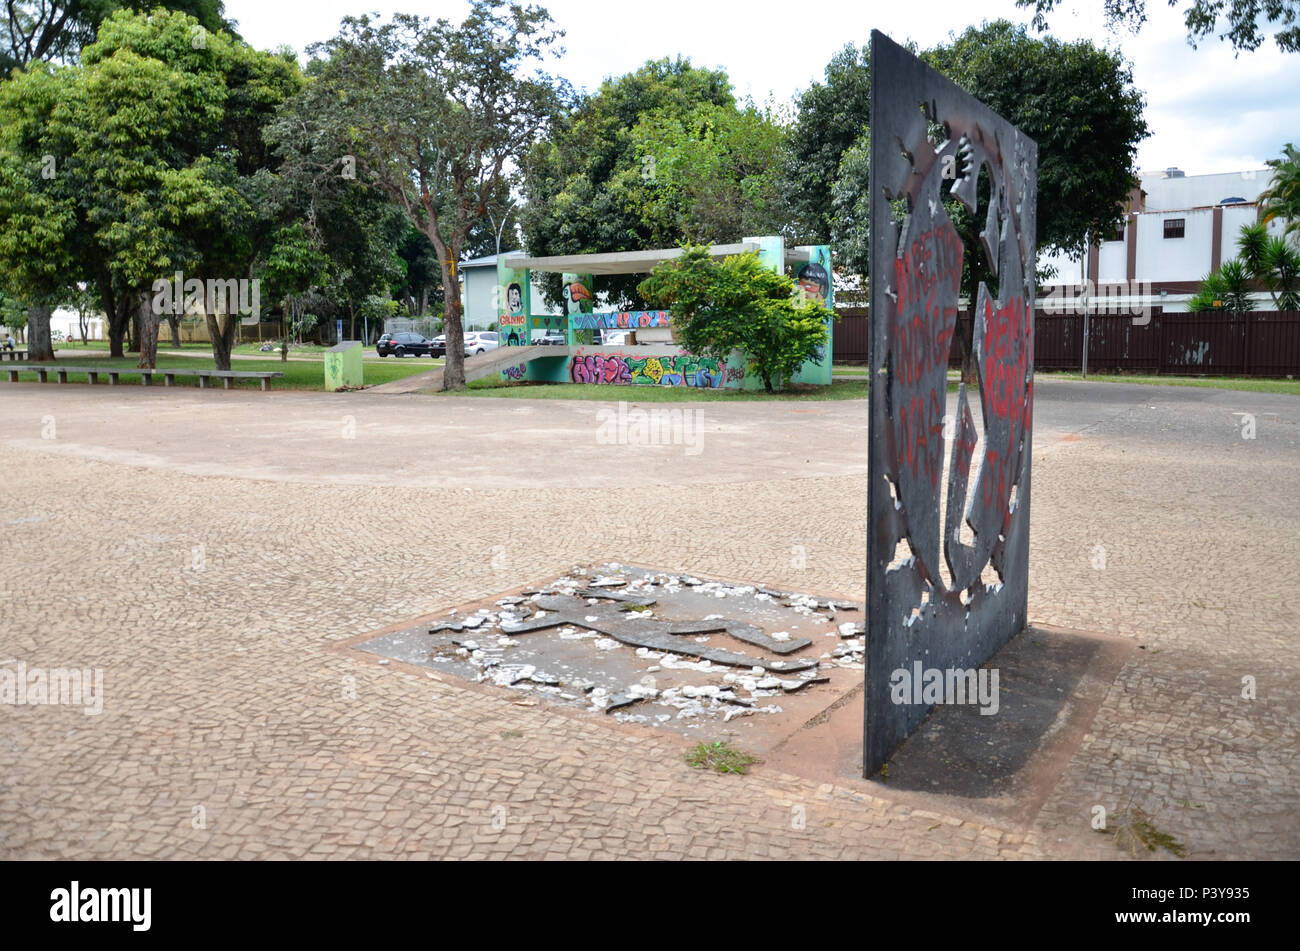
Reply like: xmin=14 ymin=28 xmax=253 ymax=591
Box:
xmin=324 ymin=341 xmax=363 ymax=392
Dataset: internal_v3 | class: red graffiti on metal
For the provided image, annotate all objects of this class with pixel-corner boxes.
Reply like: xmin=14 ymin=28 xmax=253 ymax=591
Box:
xmin=892 ymin=224 xmax=963 ymax=490
xmin=979 ymin=293 xmax=1030 ymax=522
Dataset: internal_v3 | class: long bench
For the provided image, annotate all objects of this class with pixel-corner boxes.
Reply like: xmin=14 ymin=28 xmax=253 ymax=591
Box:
xmin=4 ymin=365 xmax=284 ymax=390
xmin=0 ymin=349 xmax=27 ymax=362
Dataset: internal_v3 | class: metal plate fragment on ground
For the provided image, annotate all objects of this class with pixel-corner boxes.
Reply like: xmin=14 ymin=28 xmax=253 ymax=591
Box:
xmin=352 ymin=564 xmax=865 ymax=747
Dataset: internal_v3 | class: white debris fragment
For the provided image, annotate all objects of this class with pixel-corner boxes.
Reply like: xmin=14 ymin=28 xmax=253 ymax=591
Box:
xmin=771 ymin=631 xmax=791 ymax=642
xmin=593 ymin=637 xmax=622 ymax=651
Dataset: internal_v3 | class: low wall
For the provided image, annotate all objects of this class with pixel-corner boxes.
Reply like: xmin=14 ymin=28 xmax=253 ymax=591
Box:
xmin=498 ymin=345 xmax=748 ymax=389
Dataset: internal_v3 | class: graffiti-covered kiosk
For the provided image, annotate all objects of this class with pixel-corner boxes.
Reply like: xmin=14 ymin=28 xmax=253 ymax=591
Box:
xmin=494 ymin=237 xmax=834 ymax=390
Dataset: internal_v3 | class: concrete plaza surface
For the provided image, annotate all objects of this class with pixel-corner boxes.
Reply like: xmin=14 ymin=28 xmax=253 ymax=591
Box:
xmin=0 ymin=379 xmax=1296 ymax=860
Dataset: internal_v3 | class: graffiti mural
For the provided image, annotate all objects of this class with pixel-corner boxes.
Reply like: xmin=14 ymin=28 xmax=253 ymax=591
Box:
xmin=569 ymin=311 xmax=672 ymax=330
xmin=865 ymin=32 xmax=1038 ymax=776
xmin=568 ymin=352 xmax=725 ymax=388
xmin=501 ymin=363 xmax=528 ymax=381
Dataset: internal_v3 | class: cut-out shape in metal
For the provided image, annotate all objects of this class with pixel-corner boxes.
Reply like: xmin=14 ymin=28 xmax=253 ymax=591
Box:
xmin=866 ymin=31 xmax=1037 ymax=776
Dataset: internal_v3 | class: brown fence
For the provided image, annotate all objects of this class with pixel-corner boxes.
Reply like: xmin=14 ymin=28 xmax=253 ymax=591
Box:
xmin=833 ymin=307 xmax=870 ymax=363
xmin=835 ymin=308 xmax=1300 ymax=377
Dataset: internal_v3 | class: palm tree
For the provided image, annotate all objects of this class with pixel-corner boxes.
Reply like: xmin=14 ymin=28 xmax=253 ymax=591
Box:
xmin=1189 ymin=260 xmax=1256 ymax=313
xmin=1259 ymin=143 xmax=1300 ymax=243
xmin=1267 ymin=237 xmax=1300 ymax=310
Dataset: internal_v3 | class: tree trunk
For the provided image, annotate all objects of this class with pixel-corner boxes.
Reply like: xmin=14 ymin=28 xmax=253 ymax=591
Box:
xmin=102 ymin=281 xmax=130 ymax=358
xmin=137 ymin=293 xmax=160 ymax=369
xmin=129 ymin=307 xmax=141 ymax=353
xmin=206 ymin=312 xmax=237 ymax=371
xmin=26 ymin=304 xmax=54 ymax=361
xmin=167 ymin=314 xmax=181 ymax=349
xmin=439 ymin=255 xmax=467 ymax=390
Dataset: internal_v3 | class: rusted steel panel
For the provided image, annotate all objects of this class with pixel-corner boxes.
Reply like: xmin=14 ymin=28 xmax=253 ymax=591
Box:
xmin=866 ymin=32 xmax=1037 ymax=776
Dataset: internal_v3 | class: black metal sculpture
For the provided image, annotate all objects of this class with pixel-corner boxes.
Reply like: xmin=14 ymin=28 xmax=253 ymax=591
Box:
xmin=865 ymin=32 xmax=1038 ymax=776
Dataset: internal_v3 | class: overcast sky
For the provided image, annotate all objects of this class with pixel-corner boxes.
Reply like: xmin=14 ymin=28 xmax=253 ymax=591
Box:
xmin=223 ymin=0 xmax=1300 ymax=176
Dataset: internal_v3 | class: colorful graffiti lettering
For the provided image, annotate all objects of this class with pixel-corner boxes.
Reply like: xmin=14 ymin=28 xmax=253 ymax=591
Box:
xmin=569 ymin=311 xmax=672 ymax=330
xmin=568 ymin=352 xmax=724 ymax=388
xmin=725 ymin=366 xmax=745 ymax=383
xmin=502 ymin=364 xmax=527 ymax=381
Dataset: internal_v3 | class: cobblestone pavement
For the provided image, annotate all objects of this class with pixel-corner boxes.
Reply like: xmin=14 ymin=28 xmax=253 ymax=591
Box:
xmin=0 ymin=379 xmax=1295 ymax=860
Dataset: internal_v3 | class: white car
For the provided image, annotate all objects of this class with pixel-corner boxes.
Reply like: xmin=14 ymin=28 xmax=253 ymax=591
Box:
xmin=464 ymin=331 xmax=500 ymax=355
xmin=601 ymin=331 xmax=629 ymax=347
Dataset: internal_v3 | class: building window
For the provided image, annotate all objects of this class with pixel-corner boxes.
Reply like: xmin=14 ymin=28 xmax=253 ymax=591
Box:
xmin=1163 ymin=218 xmax=1186 ymax=239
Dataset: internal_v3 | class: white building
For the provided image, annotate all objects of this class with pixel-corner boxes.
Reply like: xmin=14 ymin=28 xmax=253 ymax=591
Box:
xmin=1040 ymin=167 xmax=1288 ymax=314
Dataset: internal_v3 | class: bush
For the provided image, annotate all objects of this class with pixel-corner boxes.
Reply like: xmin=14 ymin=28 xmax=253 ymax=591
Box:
xmin=639 ymin=245 xmax=833 ymax=392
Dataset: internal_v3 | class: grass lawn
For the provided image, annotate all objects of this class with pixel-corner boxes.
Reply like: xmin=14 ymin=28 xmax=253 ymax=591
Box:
xmin=5 ymin=353 xmax=435 ymax=390
xmin=1038 ymin=371 xmax=1300 ymax=396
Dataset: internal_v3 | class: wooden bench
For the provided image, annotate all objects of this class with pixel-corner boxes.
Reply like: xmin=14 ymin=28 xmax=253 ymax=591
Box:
xmin=0 ymin=349 xmax=27 ymax=362
xmin=4 ymin=365 xmax=284 ymax=390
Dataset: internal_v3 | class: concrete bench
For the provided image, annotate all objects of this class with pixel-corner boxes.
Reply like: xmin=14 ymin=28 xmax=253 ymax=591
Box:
xmin=4 ymin=365 xmax=284 ymax=390
xmin=0 ymin=349 xmax=27 ymax=362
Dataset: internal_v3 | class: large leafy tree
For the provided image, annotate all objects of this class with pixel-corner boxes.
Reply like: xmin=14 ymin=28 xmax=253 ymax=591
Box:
xmin=926 ymin=22 xmax=1149 ymax=376
xmin=521 ymin=56 xmax=759 ymax=308
xmin=293 ymin=3 xmax=569 ymax=391
xmin=924 ymin=21 xmax=1149 ymax=258
xmin=0 ymin=1 xmax=233 ymax=74
xmin=0 ymin=9 xmax=303 ymax=368
xmin=629 ymin=100 xmax=792 ymax=248
xmin=1019 ymin=0 xmax=1300 ymax=53
xmin=785 ymin=42 xmax=872 ymax=243
xmin=638 ymin=245 xmax=832 ymax=393
xmin=0 ymin=62 xmax=74 ymax=359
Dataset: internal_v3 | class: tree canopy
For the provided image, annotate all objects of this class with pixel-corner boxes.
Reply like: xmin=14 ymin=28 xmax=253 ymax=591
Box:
xmin=294 ymin=2 xmax=569 ymax=389
xmin=1018 ymin=0 xmax=1300 ymax=53
xmin=521 ymin=56 xmax=792 ymax=309
xmin=0 ymin=1 xmax=234 ymax=75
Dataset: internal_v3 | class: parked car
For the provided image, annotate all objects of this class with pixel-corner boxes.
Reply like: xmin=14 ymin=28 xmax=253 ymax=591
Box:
xmin=430 ymin=335 xmax=446 ymax=357
xmin=377 ymin=332 xmax=438 ymax=358
xmin=600 ymin=331 xmax=629 ymax=347
xmin=534 ymin=331 xmax=566 ymax=346
xmin=464 ymin=331 xmax=500 ymax=356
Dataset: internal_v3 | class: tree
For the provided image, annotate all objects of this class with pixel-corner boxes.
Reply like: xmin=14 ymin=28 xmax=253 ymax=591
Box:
xmin=0 ymin=1 xmax=234 ymax=75
xmin=1236 ymin=221 xmax=1300 ymax=308
xmin=296 ymin=4 xmax=569 ymax=390
xmin=638 ymin=245 xmax=832 ymax=393
xmin=629 ymin=99 xmax=793 ymax=247
xmin=924 ymin=21 xmax=1149 ymax=378
xmin=266 ymin=92 xmax=408 ymax=344
xmin=0 ymin=9 xmax=303 ymax=369
xmin=786 ymin=42 xmax=872 ymax=243
xmin=1019 ymin=1 xmax=1300 ymax=54
xmin=521 ymin=56 xmax=747 ymax=308
xmin=0 ymin=61 xmax=74 ymax=359
xmin=1189 ymin=259 xmax=1258 ymax=311
xmin=1259 ymin=142 xmax=1300 ymax=241
xmin=829 ymin=133 xmax=871 ymax=280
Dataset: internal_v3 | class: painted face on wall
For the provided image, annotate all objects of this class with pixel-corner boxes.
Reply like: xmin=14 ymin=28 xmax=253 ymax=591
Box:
xmin=797 ymin=262 xmax=830 ymax=304
xmin=506 ymin=284 xmax=524 ymax=315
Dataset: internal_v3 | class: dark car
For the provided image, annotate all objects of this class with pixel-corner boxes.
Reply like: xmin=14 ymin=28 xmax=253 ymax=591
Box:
xmin=377 ymin=332 xmax=439 ymax=358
